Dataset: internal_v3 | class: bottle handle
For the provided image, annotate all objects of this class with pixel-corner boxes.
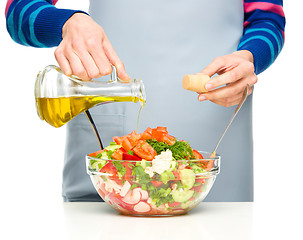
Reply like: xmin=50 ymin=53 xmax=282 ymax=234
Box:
xmin=111 ymin=65 xmax=118 ymax=82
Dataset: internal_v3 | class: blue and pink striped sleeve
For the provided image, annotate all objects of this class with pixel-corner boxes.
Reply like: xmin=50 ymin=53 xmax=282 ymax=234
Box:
xmin=238 ymin=0 xmax=286 ymax=74
xmin=5 ymin=1 xmax=285 ymax=74
xmin=5 ymin=0 xmax=87 ymax=47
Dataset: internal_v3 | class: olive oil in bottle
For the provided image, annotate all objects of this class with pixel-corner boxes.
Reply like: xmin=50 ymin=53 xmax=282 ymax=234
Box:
xmin=35 ymin=65 xmax=146 ymax=128
xmin=36 ymin=95 xmax=145 ymax=128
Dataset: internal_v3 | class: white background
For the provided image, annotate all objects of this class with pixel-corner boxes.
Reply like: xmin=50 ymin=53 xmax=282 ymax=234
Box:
xmin=0 ymin=1 xmax=302 ymax=239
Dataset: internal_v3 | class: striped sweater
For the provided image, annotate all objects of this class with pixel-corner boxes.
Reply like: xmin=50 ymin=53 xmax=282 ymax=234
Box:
xmin=5 ymin=0 xmax=285 ymax=74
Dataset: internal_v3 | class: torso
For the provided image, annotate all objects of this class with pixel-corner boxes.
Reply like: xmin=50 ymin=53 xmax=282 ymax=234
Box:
xmin=62 ymin=0 xmax=253 ymax=202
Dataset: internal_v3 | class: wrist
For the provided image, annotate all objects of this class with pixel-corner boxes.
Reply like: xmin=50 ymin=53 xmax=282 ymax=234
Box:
xmin=62 ymin=12 xmax=89 ymax=37
xmin=233 ymin=50 xmax=254 ymax=64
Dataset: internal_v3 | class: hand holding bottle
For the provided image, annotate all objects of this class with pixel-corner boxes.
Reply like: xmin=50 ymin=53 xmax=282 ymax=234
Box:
xmin=55 ymin=13 xmax=130 ymax=81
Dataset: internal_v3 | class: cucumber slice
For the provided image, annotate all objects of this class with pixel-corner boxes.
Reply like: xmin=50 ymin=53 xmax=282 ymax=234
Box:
xmin=105 ymin=144 xmax=122 ymax=152
xmin=99 ymin=151 xmax=109 ymax=159
xmin=180 ymin=169 xmax=195 ymax=190
xmin=172 ymin=189 xmax=194 ymax=203
xmin=91 ymin=159 xmax=107 ymax=170
xmin=181 ymin=201 xmax=192 ymax=209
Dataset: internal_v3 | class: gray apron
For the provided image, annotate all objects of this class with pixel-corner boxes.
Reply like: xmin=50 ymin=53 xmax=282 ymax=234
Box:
xmin=62 ymin=0 xmax=253 ymax=202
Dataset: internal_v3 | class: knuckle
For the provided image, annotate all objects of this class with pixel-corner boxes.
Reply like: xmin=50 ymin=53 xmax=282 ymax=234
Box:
xmin=86 ymin=36 xmax=98 ymax=48
xmin=213 ymin=56 xmax=224 ymax=65
xmin=228 ymin=70 xmax=238 ymax=80
xmin=115 ymin=61 xmax=124 ymax=70
xmin=248 ymin=88 xmax=254 ymax=95
xmin=223 ymin=98 xmax=236 ymax=107
xmin=54 ymin=48 xmax=62 ymax=57
xmin=73 ymin=69 xmax=86 ymax=78
xmin=225 ymin=97 xmax=233 ymax=105
xmin=221 ymin=101 xmax=231 ymax=108
xmin=71 ymin=40 xmax=84 ymax=51
xmin=252 ymin=75 xmax=258 ymax=84
xmin=246 ymin=61 xmax=255 ymax=73
xmin=88 ymin=69 xmax=100 ymax=79
xmin=100 ymin=66 xmax=113 ymax=76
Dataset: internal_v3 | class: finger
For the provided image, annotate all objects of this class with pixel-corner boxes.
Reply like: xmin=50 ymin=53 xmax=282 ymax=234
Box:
xmin=210 ymin=97 xmax=243 ymax=107
xmin=198 ymin=81 xmax=244 ymax=102
xmin=210 ymin=86 xmax=253 ymax=107
xmin=205 ymin=63 xmax=248 ymax=91
xmin=198 ymin=82 xmax=253 ymax=107
xmin=200 ymin=55 xmax=238 ymax=77
xmin=103 ymin=37 xmax=130 ymax=82
xmin=65 ymin=50 xmax=90 ymax=80
xmin=86 ymin=39 xmax=113 ymax=77
xmin=74 ymin=48 xmax=101 ymax=79
xmin=54 ymin=48 xmax=72 ymax=76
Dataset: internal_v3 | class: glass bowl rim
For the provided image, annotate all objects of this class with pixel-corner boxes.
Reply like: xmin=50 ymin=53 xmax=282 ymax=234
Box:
xmin=86 ymin=150 xmax=220 ymax=177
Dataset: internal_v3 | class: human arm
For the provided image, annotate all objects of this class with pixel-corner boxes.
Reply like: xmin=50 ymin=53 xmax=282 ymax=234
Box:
xmin=197 ymin=0 xmax=285 ymax=107
xmin=5 ymin=0 xmax=84 ymax=47
xmin=5 ymin=0 xmax=130 ymax=80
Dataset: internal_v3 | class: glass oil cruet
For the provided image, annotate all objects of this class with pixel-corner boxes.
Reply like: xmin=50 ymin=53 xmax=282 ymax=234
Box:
xmin=35 ymin=65 xmax=146 ymax=149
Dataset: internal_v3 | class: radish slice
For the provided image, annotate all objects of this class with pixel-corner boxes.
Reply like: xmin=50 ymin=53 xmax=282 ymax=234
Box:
xmin=134 ymin=202 xmax=151 ymax=213
xmin=122 ymin=188 xmax=142 ymax=205
xmin=138 ymin=189 xmax=149 ymax=200
xmin=120 ymin=181 xmax=131 ymax=197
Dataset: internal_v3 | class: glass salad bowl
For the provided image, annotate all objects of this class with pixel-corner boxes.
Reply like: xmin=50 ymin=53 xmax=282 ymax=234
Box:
xmin=86 ymin=151 xmax=220 ymax=216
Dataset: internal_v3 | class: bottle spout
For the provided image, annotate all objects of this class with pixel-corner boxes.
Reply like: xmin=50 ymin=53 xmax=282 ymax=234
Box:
xmin=132 ymin=79 xmax=146 ymax=105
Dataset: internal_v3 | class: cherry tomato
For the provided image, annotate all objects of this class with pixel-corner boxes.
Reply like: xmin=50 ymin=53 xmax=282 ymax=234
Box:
xmin=168 ymin=201 xmax=181 ymax=208
xmin=111 ymin=148 xmax=126 ymax=160
xmin=154 ymin=126 xmax=168 ymax=133
xmin=112 ymin=136 xmax=123 ymax=145
xmin=122 ymin=152 xmax=141 ymax=161
xmin=192 ymin=150 xmax=203 ymax=159
xmin=172 ymin=171 xmax=180 ymax=180
xmin=191 ymin=184 xmax=203 ymax=193
xmin=133 ymin=140 xmax=157 ymax=161
xmin=121 ymin=137 xmax=133 ymax=152
xmin=127 ymin=130 xmax=141 ymax=145
xmin=144 ymin=127 xmax=152 ymax=135
xmin=121 ymin=161 xmax=133 ymax=181
xmin=151 ymin=180 xmax=164 ymax=187
xmin=141 ymin=131 xmax=152 ymax=140
xmin=97 ymin=182 xmax=107 ymax=199
xmin=100 ymin=162 xmax=117 ymax=177
xmin=88 ymin=149 xmax=105 ymax=157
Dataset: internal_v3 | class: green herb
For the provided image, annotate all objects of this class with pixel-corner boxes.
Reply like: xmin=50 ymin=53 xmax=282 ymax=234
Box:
xmin=132 ymin=165 xmax=151 ymax=184
xmin=147 ymin=184 xmax=174 ymax=207
xmin=161 ymin=172 xmax=169 ymax=184
xmin=128 ymin=150 xmax=134 ymax=155
xmin=146 ymin=139 xmax=194 ymax=160
xmin=90 ymin=159 xmax=107 ymax=171
xmin=167 ymin=171 xmax=175 ymax=180
xmin=193 ymin=182 xmax=202 ymax=187
xmin=106 ymin=150 xmax=115 ymax=159
xmin=141 ymin=184 xmax=147 ymax=191
xmin=190 ymin=164 xmax=205 ymax=174
xmin=160 ymin=171 xmax=175 ymax=184
xmin=112 ymin=161 xmax=126 ymax=177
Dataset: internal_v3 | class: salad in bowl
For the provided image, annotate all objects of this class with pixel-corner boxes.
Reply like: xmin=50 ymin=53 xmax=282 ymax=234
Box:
xmin=86 ymin=126 xmax=220 ymax=216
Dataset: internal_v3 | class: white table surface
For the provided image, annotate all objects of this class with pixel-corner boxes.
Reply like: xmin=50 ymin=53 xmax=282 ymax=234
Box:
xmin=62 ymin=202 xmax=253 ymax=240
xmin=2 ymin=200 xmax=302 ymax=240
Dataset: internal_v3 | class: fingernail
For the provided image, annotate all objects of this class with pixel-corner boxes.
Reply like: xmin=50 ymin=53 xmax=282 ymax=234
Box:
xmin=205 ymin=83 xmax=213 ymax=90
xmin=198 ymin=95 xmax=207 ymax=101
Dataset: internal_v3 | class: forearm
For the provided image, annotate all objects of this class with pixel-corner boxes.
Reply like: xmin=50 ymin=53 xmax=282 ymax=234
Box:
xmin=5 ymin=0 xmax=87 ymax=48
xmin=238 ymin=0 xmax=286 ymax=74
